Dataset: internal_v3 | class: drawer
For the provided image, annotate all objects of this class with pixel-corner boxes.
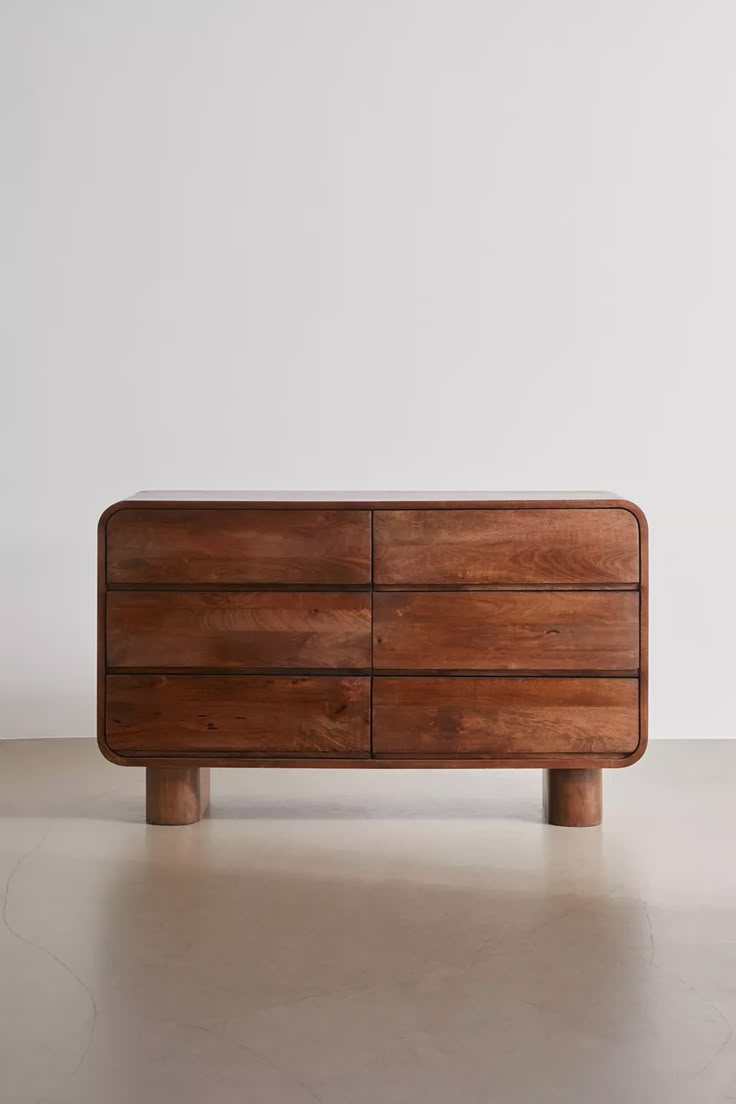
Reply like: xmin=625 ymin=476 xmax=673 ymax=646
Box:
xmin=107 ymin=591 xmax=371 ymax=670
xmin=106 ymin=508 xmax=371 ymax=584
xmin=372 ymin=677 xmax=639 ymax=756
xmin=106 ymin=675 xmax=370 ymax=756
xmin=374 ymin=508 xmax=639 ymax=585
xmin=373 ymin=591 xmax=639 ymax=672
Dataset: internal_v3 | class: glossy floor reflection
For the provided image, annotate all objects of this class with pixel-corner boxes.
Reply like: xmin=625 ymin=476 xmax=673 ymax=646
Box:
xmin=1 ymin=739 xmax=734 ymax=1104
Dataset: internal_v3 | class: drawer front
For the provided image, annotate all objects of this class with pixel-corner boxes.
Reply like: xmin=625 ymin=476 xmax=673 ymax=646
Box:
xmin=374 ymin=509 xmax=639 ymax=584
xmin=373 ymin=591 xmax=639 ymax=671
xmin=106 ymin=675 xmax=370 ymax=756
xmin=373 ymin=677 xmax=639 ymax=755
xmin=107 ymin=591 xmax=371 ymax=670
xmin=106 ymin=508 xmax=371 ymax=584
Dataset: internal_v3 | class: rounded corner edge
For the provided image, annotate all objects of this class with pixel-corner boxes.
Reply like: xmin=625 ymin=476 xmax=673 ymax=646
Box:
xmin=610 ymin=733 xmax=648 ymax=769
xmin=614 ymin=499 xmax=649 ymax=542
xmin=97 ymin=499 xmax=130 ymax=538
xmin=97 ymin=732 xmax=134 ymax=768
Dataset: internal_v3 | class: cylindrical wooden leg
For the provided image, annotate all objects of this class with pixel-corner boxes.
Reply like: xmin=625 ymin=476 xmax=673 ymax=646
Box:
xmin=146 ymin=767 xmax=210 ymax=825
xmin=544 ymin=768 xmax=602 ymax=827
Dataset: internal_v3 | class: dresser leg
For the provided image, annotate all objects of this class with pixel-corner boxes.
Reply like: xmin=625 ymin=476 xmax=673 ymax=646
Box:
xmin=543 ymin=768 xmax=602 ymax=826
xmin=146 ymin=767 xmax=210 ymax=825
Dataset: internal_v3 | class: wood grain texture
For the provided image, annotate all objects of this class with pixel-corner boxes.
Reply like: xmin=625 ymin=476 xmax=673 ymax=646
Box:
xmin=96 ymin=495 xmax=648 ymax=779
xmin=544 ymin=768 xmax=602 ymax=826
xmin=146 ymin=766 xmax=210 ymax=824
xmin=372 ymin=678 xmax=639 ymax=756
xmin=373 ymin=591 xmax=639 ymax=672
xmin=111 ymin=752 xmax=635 ymax=770
xmin=108 ymin=675 xmax=370 ymax=756
xmin=106 ymin=508 xmax=371 ymax=584
xmin=106 ymin=591 xmax=371 ymax=670
xmin=374 ymin=509 xmax=639 ymax=585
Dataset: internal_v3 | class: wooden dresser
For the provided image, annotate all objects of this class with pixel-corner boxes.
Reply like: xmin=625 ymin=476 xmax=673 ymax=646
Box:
xmin=98 ymin=492 xmax=648 ymax=826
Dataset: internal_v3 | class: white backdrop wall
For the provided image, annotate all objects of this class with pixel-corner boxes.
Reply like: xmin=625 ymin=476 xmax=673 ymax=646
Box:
xmin=2 ymin=0 xmax=734 ymax=741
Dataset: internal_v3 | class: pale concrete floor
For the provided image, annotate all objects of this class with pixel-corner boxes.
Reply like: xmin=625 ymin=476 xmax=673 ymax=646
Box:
xmin=0 ymin=740 xmax=734 ymax=1104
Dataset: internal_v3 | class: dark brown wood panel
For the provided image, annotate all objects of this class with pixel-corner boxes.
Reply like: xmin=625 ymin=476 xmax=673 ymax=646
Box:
xmin=107 ymin=675 xmax=370 ymax=756
xmin=374 ymin=509 xmax=640 ymax=585
xmin=107 ymin=591 xmax=371 ymax=669
xmin=97 ymin=494 xmax=649 ymax=776
xmin=373 ymin=591 xmax=639 ymax=671
xmin=373 ymin=677 xmax=639 ymax=756
xmin=106 ymin=508 xmax=371 ymax=584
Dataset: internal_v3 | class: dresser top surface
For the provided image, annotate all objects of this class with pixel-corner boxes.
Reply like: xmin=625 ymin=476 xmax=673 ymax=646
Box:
xmin=125 ymin=490 xmax=625 ymax=505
